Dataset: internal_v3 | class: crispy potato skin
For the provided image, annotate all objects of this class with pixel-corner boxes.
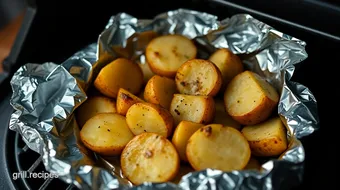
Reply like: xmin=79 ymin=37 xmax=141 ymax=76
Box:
xmin=80 ymin=113 xmax=134 ymax=156
xmin=116 ymin=88 xmax=144 ymax=116
xmin=144 ymin=75 xmax=177 ymax=109
xmin=94 ymin=58 xmax=143 ymax=98
xmin=126 ymin=102 xmax=174 ymax=137
xmin=170 ymin=94 xmax=215 ymax=125
xmin=146 ymin=35 xmax=197 ymax=78
xmin=175 ymin=59 xmax=222 ymax=96
xmin=76 ymin=96 xmax=116 ymax=128
xmin=121 ymin=133 xmax=180 ymax=185
xmin=248 ymin=138 xmax=287 ymax=157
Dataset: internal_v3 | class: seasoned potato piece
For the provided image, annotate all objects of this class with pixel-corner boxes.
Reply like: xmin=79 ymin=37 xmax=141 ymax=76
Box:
xmin=121 ymin=133 xmax=180 ymax=184
xmin=213 ymin=99 xmax=240 ymax=130
xmin=146 ymin=35 xmax=197 ymax=78
xmin=224 ymin=71 xmax=279 ymax=125
xmin=244 ymin=157 xmax=261 ymax=170
xmin=170 ymin=94 xmax=215 ymax=125
xmin=241 ymin=117 xmax=288 ymax=157
xmin=171 ymin=165 xmax=195 ymax=184
xmin=175 ymin=59 xmax=222 ymax=96
xmin=172 ymin=121 xmax=204 ymax=162
xmin=144 ymin=75 xmax=177 ymax=109
xmin=138 ymin=61 xmax=155 ymax=84
xmin=116 ymin=88 xmax=144 ymax=116
xmin=187 ymin=124 xmax=251 ymax=171
xmin=126 ymin=102 xmax=174 ymax=137
xmin=80 ymin=113 xmax=134 ymax=156
xmin=76 ymin=96 xmax=116 ymax=127
xmin=94 ymin=58 xmax=143 ymax=98
xmin=209 ymin=48 xmax=244 ymax=89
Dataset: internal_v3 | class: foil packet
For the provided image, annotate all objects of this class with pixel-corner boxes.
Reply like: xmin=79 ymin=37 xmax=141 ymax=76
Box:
xmin=9 ymin=9 xmax=319 ymax=190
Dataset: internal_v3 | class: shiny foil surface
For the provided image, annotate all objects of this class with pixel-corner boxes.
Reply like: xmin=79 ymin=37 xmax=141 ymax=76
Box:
xmin=9 ymin=9 xmax=319 ymax=190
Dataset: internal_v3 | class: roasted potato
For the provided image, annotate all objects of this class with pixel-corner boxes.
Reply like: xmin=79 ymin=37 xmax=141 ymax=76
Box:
xmin=80 ymin=113 xmax=134 ymax=156
xmin=170 ymin=94 xmax=215 ymax=125
xmin=175 ymin=59 xmax=222 ymax=96
xmin=144 ymin=75 xmax=177 ymax=109
xmin=186 ymin=124 xmax=251 ymax=171
xmin=172 ymin=121 xmax=204 ymax=162
xmin=241 ymin=117 xmax=288 ymax=157
xmin=224 ymin=71 xmax=279 ymax=125
xmin=146 ymin=35 xmax=197 ymax=78
xmin=94 ymin=58 xmax=143 ymax=98
xmin=244 ymin=157 xmax=261 ymax=170
xmin=126 ymin=102 xmax=174 ymax=137
xmin=116 ymin=88 xmax=144 ymax=116
xmin=121 ymin=133 xmax=180 ymax=185
xmin=209 ymin=48 xmax=244 ymax=89
xmin=76 ymin=96 xmax=116 ymax=127
xmin=138 ymin=61 xmax=155 ymax=84
xmin=213 ymin=99 xmax=241 ymax=130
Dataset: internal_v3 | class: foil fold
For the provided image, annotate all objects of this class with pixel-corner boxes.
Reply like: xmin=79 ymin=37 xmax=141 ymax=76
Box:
xmin=9 ymin=9 xmax=319 ymax=190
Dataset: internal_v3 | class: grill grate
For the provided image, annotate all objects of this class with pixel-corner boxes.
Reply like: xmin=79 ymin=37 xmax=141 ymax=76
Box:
xmin=14 ymin=132 xmax=77 ymax=190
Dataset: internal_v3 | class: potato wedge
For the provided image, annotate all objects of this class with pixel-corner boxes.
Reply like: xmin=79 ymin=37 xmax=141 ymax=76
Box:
xmin=224 ymin=71 xmax=279 ymax=125
xmin=76 ymin=96 xmax=116 ymax=127
xmin=126 ymin=102 xmax=174 ymax=137
xmin=116 ymin=88 xmax=144 ymax=116
xmin=144 ymin=75 xmax=177 ymax=109
xmin=175 ymin=59 xmax=222 ymax=96
xmin=244 ymin=157 xmax=261 ymax=170
xmin=121 ymin=133 xmax=180 ymax=184
xmin=241 ymin=117 xmax=288 ymax=157
xmin=213 ymin=99 xmax=241 ymax=130
xmin=146 ymin=35 xmax=197 ymax=78
xmin=138 ymin=61 xmax=155 ymax=84
xmin=209 ymin=48 xmax=244 ymax=89
xmin=171 ymin=164 xmax=195 ymax=184
xmin=186 ymin=124 xmax=251 ymax=171
xmin=80 ymin=113 xmax=134 ymax=156
xmin=170 ymin=94 xmax=215 ymax=125
xmin=94 ymin=58 xmax=143 ymax=98
xmin=172 ymin=121 xmax=204 ymax=162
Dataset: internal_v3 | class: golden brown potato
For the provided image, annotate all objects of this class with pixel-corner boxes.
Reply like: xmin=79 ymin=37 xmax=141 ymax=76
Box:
xmin=170 ymin=94 xmax=215 ymax=125
xmin=209 ymin=48 xmax=244 ymax=89
xmin=241 ymin=117 xmax=288 ymax=157
xmin=186 ymin=124 xmax=251 ymax=171
xmin=76 ymin=96 xmax=116 ymax=127
xmin=171 ymin=165 xmax=195 ymax=184
xmin=138 ymin=61 xmax=155 ymax=84
xmin=244 ymin=157 xmax=261 ymax=170
xmin=224 ymin=71 xmax=279 ymax=125
xmin=146 ymin=35 xmax=197 ymax=78
xmin=175 ymin=59 xmax=222 ymax=96
xmin=144 ymin=75 xmax=177 ymax=109
xmin=121 ymin=133 xmax=180 ymax=185
xmin=94 ymin=58 xmax=143 ymax=98
xmin=116 ymin=88 xmax=144 ymax=116
xmin=126 ymin=102 xmax=174 ymax=137
xmin=172 ymin=121 xmax=204 ymax=162
xmin=213 ymin=99 xmax=241 ymax=130
xmin=80 ymin=113 xmax=134 ymax=156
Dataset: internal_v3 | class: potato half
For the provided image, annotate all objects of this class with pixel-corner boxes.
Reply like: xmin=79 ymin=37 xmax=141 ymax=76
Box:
xmin=224 ymin=71 xmax=279 ymax=125
xmin=213 ymin=99 xmax=240 ymax=130
xmin=126 ymin=102 xmax=174 ymax=137
xmin=175 ymin=59 xmax=222 ymax=96
xmin=146 ymin=35 xmax=197 ymax=78
xmin=209 ymin=48 xmax=244 ymax=88
xmin=80 ymin=113 xmax=134 ymax=156
xmin=170 ymin=94 xmax=215 ymax=125
xmin=144 ymin=75 xmax=177 ymax=109
xmin=172 ymin=121 xmax=204 ymax=162
xmin=241 ymin=117 xmax=288 ymax=157
xmin=186 ymin=124 xmax=251 ymax=171
xmin=76 ymin=96 xmax=116 ymax=127
xmin=121 ymin=133 xmax=180 ymax=185
xmin=94 ymin=58 xmax=143 ymax=98
xmin=116 ymin=88 xmax=144 ymax=116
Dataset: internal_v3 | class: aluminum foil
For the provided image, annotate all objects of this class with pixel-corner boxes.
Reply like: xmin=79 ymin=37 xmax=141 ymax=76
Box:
xmin=9 ymin=9 xmax=319 ymax=190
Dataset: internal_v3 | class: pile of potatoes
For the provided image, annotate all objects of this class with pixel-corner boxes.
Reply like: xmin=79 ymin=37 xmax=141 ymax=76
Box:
xmin=77 ymin=33 xmax=289 ymax=185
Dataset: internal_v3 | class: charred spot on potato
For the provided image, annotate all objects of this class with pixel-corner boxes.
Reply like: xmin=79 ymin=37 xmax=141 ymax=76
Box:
xmin=98 ymin=126 xmax=100 ymax=128
xmin=202 ymin=126 xmax=212 ymax=137
xmin=154 ymin=51 xmax=160 ymax=57
xmin=144 ymin=150 xmax=153 ymax=158
xmin=120 ymin=93 xmax=133 ymax=102
xmin=274 ymin=140 xmax=278 ymax=144
xmin=180 ymin=81 xmax=187 ymax=86
xmin=107 ymin=129 xmax=111 ymax=132
xmin=174 ymin=109 xmax=180 ymax=115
